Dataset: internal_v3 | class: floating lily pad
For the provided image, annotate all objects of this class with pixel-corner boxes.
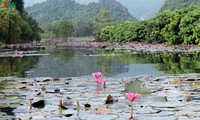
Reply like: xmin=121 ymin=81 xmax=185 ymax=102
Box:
xmin=150 ymin=102 xmax=185 ymax=110
xmin=79 ymin=114 xmax=118 ymax=120
xmin=124 ymin=80 xmax=151 ymax=94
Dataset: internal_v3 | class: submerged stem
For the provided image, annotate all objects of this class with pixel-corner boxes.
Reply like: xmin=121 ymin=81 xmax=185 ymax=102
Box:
xmin=130 ymin=101 xmax=133 ymax=118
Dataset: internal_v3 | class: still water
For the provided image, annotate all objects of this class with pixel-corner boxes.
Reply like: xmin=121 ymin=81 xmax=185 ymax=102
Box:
xmin=0 ymin=46 xmax=199 ymax=78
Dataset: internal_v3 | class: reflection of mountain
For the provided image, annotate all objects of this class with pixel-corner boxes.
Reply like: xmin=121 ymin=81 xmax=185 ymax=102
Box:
xmin=25 ymin=48 xmax=128 ymax=77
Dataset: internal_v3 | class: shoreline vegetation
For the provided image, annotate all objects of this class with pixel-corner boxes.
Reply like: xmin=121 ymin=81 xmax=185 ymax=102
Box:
xmin=2 ymin=41 xmax=200 ymax=53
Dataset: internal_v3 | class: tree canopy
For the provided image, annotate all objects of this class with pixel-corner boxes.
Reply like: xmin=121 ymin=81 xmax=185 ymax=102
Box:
xmin=52 ymin=20 xmax=74 ymax=40
xmin=0 ymin=0 xmax=41 ymax=44
xmin=100 ymin=6 xmax=200 ymax=45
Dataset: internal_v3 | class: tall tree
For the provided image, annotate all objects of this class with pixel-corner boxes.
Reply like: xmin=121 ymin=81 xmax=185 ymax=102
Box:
xmin=0 ymin=5 xmax=23 ymax=44
xmin=52 ymin=20 xmax=74 ymax=40
xmin=0 ymin=0 xmax=41 ymax=44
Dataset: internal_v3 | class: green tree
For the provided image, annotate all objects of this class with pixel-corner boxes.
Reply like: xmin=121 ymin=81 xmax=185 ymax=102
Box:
xmin=21 ymin=12 xmax=42 ymax=42
xmin=99 ymin=6 xmax=200 ymax=45
xmin=93 ymin=9 xmax=116 ymax=41
xmin=74 ymin=20 xmax=93 ymax=37
xmin=0 ymin=5 xmax=23 ymax=44
xmin=179 ymin=7 xmax=200 ymax=45
xmin=0 ymin=0 xmax=41 ymax=44
xmin=52 ymin=20 xmax=74 ymax=40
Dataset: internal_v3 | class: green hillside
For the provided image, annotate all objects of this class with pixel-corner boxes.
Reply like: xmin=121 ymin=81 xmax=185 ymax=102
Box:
xmin=75 ymin=0 xmax=165 ymax=20
xmin=24 ymin=0 xmax=165 ymax=20
xmin=26 ymin=0 xmax=134 ymax=28
xmin=116 ymin=0 xmax=164 ymax=20
xmin=160 ymin=0 xmax=200 ymax=12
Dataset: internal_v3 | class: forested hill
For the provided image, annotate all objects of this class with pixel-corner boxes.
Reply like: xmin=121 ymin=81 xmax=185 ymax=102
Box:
xmin=26 ymin=0 xmax=134 ymax=27
xmin=160 ymin=0 xmax=200 ymax=12
xmin=75 ymin=0 xmax=165 ymax=20
xmin=25 ymin=0 xmax=165 ymax=20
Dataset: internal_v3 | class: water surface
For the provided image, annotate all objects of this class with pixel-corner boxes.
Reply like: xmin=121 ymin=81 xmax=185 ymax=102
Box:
xmin=0 ymin=46 xmax=199 ymax=78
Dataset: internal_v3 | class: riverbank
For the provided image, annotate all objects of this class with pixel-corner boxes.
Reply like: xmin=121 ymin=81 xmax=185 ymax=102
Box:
xmin=0 ymin=73 xmax=200 ymax=119
xmin=59 ymin=42 xmax=200 ymax=53
xmin=2 ymin=42 xmax=200 ymax=54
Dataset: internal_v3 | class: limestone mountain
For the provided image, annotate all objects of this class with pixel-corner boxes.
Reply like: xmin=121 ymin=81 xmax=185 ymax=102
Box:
xmin=24 ymin=0 xmax=165 ymax=20
xmin=25 ymin=0 xmax=134 ymax=27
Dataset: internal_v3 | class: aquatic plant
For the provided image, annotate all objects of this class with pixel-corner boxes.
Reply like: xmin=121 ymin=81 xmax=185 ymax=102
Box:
xmin=92 ymin=72 xmax=103 ymax=79
xmin=125 ymin=93 xmax=140 ymax=118
xmin=95 ymin=77 xmax=105 ymax=84
xmin=92 ymin=72 xmax=105 ymax=89
xmin=28 ymin=99 xmax=45 ymax=109
xmin=58 ymin=98 xmax=68 ymax=109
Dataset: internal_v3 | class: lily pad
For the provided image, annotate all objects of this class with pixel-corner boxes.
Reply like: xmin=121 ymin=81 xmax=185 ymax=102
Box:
xmin=79 ymin=114 xmax=118 ymax=120
xmin=124 ymin=80 xmax=151 ymax=94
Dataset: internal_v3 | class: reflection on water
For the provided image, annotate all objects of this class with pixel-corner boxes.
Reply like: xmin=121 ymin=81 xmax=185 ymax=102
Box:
xmin=0 ymin=46 xmax=199 ymax=78
xmin=0 ymin=57 xmax=39 ymax=77
xmin=0 ymin=107 xmax=15 ymax=116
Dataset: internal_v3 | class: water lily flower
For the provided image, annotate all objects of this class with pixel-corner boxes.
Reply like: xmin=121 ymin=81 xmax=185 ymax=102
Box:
xmin=92 ymin=72 xmax=103 ymax=79
xmin=125 ymin=93 xmax=139 ymax=102
xmin=15 ymin=50 xmax=23 ymax=55
xmin=95 ymin=77 xmax=105 ymax=84
xmin=125 ymin=93 xmax=140 ymax=118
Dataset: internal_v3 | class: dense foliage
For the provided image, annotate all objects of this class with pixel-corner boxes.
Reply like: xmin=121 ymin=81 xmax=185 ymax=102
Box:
xmin=52 ymin=20 xmax=74 ymax=40
xmin=160 ymin=0 xmax=200 ymax=12
xmin=100 ymin=6 xmax=200 ymax=45
xmin=93 ymin=9 xmax=117 ymax=41
xmin=0 ymin=0 xmax=41 ymax=44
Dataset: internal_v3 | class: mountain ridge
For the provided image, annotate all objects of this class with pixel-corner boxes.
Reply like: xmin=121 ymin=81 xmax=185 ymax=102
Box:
xmin=26 ymin=0 xmax=134 ymax=28
xmin=24 ymin=0 xmax=165 ymax=20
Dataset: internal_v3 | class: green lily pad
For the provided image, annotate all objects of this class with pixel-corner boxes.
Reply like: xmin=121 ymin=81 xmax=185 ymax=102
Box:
xmin=124 ymin=80 xmax=151 ymax=94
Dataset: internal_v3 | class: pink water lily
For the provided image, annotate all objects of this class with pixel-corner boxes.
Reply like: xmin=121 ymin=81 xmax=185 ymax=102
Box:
xmin=92 ymin=72 xmax=103 ymax=79
xmin=95 ymin=78 xmax=105 ymax=84
xmin=125 ymin=93 xmax=140 ymax=102
xmin=15 ymin=50 xmax=23 ymax=55
xmin=92 ymin=72 xmax=106 ymax=89
xmin=125 ymin=93 xmax=140 ymax=118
